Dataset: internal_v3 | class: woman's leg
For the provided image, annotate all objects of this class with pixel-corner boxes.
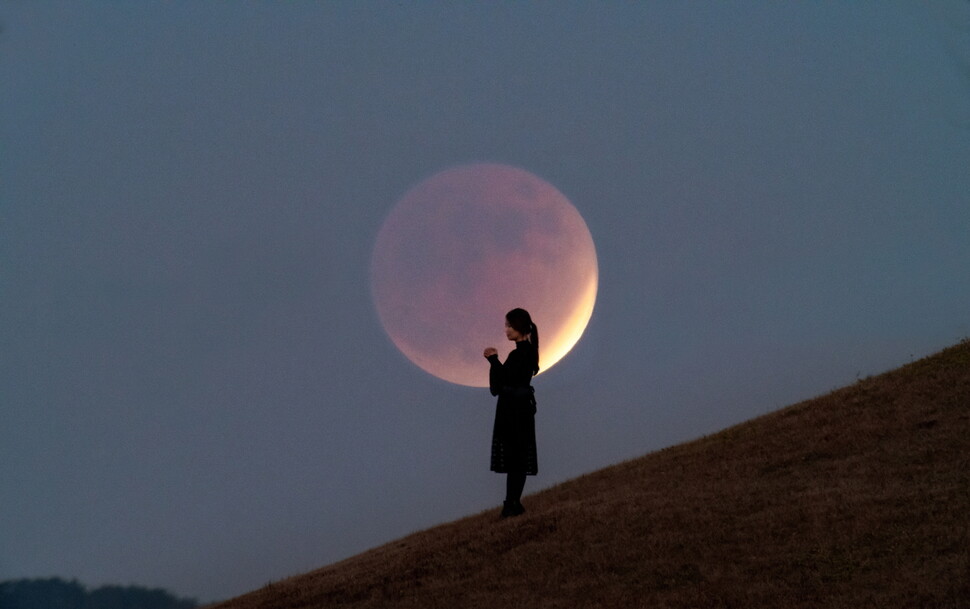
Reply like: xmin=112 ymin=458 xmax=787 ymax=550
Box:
xmin=505 ymin=472 xmax=527 ymax=508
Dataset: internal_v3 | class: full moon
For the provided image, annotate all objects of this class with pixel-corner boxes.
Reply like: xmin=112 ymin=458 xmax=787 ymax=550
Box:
xmin=371 ymin=163 xmax=598 ymax=387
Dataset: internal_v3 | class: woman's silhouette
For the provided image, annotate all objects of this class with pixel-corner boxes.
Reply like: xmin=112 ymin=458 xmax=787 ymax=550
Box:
xmin=483 ymin=308 xmax=539 ymax=518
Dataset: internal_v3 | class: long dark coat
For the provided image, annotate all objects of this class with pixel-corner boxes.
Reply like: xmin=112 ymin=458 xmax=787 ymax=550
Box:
xmin=486 ymin=340 xmax=538 ymax=475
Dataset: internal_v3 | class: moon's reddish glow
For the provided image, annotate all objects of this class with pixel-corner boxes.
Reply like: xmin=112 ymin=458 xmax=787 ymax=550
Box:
xmin=371 ymin=163 xmax=598 ymax=387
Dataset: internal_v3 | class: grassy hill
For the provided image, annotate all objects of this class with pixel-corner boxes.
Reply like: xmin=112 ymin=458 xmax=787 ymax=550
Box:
xmin=212 ymin=340 xmax=970 ymax=608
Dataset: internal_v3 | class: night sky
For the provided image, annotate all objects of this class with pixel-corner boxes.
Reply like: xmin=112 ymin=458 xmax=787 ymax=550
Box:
xmin=2 ymin=2 xmax=968 ymax=603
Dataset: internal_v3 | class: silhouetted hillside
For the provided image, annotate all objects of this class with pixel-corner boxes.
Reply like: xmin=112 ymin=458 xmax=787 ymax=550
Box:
xmin=212 ymin=340 xmax=970 ymax=608
xmin=0 ymin=578 xmax=197 ymax=609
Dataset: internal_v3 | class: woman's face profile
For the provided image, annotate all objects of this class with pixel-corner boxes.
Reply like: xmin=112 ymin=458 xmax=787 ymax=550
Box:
xmin=505 ymin=321 xmax=525 ymax=342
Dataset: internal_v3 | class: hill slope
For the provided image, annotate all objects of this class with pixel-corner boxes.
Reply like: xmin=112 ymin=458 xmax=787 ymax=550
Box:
xmin=213 ymin=341 xmax=970 ymax=609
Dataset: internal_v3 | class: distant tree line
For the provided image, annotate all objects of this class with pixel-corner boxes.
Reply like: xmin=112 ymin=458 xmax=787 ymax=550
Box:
xmin=0 ymin=578 xmax=197 ymax=609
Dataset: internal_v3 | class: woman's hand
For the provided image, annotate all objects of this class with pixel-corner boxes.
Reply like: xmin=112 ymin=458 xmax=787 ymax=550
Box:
xmin=483 ymin=347 xmax=498 ymax=358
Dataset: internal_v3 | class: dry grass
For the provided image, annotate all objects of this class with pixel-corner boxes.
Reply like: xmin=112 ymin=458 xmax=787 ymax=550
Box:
xmin=212 ymin=340 xmax=970 ymax=608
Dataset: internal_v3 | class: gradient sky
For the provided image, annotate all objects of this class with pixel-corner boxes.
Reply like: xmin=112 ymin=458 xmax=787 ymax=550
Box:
xmin=2 ymin=2 xmax=968 ymax=603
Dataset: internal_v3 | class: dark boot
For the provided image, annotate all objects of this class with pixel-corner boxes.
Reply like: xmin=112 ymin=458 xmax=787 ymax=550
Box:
xmin=499 ymin=501 xmax=525 ymax=518
xmin=500 ymin=500 xmax=526 ymax=519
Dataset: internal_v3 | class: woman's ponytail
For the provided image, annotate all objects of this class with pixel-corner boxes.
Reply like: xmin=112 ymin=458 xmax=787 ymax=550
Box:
xmin=529 ymin=322 xmax=540 ymax=375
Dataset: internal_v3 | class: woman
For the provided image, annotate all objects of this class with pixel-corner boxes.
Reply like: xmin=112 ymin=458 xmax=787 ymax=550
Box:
xmin=483 ymin=308 xmax=539 ymax=519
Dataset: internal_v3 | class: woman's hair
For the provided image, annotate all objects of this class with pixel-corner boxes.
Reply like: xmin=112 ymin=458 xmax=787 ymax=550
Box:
xmin=506 ymin=308 xmax=539 ymax=375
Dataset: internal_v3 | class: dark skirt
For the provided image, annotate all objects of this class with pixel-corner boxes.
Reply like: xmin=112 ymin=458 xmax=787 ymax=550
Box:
xmin=490 ymin=393 xmax=538 ymax=475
